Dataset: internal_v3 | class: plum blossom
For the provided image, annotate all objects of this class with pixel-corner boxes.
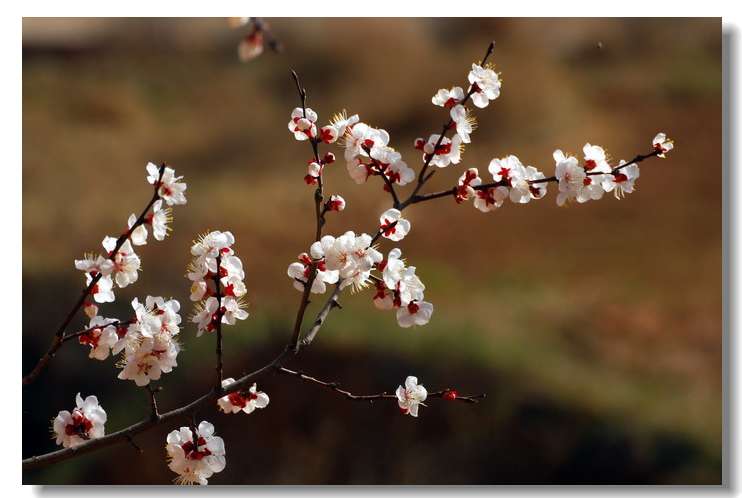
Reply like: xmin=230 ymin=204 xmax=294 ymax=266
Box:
xmin=326 ymin=232 xmax=382 ymax=291
xmin=146 ymin=162 xmax=187 ymax=206
xmin=450 ymin=104 xmax=476 ymax=143
xmin=288 ymin=107 xmax=318 ymax=141
xmin=79 ymin=316 xmax=118 ymax=360
xmin=488 ymin=155 xmax=548 ymax=204
xmin=344 ymin=122 xmax=390 ymax=163
xmin=117 ymin=334 xmax=180 ymax=386
xmin=396 ymin=376 xmax=428 ymax=417
xmin=473 ymin=186 xmax=508 ymax=213
xmin=166 ymin=421 xmax=226 ymax=485
xmin=432 ymin=86 xmax=465 ymax=108
xmin=116 ymin=296 xmax=181 ymax=385
xmin=653 ymin=132 xmax=674 ymax=158
xmin=238 ymin=31 xmax=263 ymax=62
xmin=326 ymin=194 xmax=346 ymax=212
xmin=217 ymin=379 xmax=270 ymax=414
xmin=147 ymin=200 xmax=172 ymax=241
xmin=455 ymin=168 xmax=482 ymax=203
xmin=553 ymin=149 xmax=599 ymax=206
xmin=52 ymin=393 xmax=106 ymax=448
xmin=423 ymin=134 xmax=463 ymax=168
xmin=379 ymin=208 xmax=411 ymax=242
xmin=602 ymin=160 xmax=640 ymax=199
xmin=582 ymin=143 xmax=612 ymax=173
xmin=187 ymin=231 xmax=248 ymax=336
xmin=102 ymin=237 xmax=141 ymax=288
xmin=86 ymin=272 xmax=115 ymax=303
xmin=287 ymin=246 xmax=340 ymax=295
xmin=396 ymin=300 xmax=434 ymax=328
xmin=467 ymin=63 xmax=501 ymax=109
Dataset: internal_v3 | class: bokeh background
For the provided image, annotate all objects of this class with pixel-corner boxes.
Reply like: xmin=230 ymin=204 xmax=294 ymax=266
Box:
xmin=22 ymin=18 xmax=722 ymax=484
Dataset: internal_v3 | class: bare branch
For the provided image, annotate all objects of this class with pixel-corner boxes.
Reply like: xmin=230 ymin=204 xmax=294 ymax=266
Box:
xmin=276 ymin=366 xmax=486 ymax=404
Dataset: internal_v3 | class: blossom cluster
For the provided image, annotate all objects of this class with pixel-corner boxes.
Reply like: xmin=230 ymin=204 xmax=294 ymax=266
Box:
xmin=373 ymin=248 xmax=433 ymax=328
xmin=73 ymin=162 xmax=185 ymax=318
xmin=217 ymin=379 xmax=270 ymax=415
xmin=116 ymin=296 xmax=182 ymax=386
xmin=455 ymin=133 xmax=674 ymax=212
xmin=188 ymin=231 xmax=249 ymax=336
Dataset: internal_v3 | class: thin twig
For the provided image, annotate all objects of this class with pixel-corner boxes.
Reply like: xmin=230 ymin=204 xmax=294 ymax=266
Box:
xmin=276 ymin=366 xmax=486 ymax=404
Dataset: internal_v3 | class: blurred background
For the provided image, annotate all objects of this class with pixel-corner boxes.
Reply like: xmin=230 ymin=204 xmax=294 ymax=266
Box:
xmin=22 ymin=18 xmax=721 ymax=484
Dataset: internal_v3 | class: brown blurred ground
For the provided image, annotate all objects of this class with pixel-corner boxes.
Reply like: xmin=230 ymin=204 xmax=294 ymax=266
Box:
xmin=22 ymin=18 xmax=722 ymax=484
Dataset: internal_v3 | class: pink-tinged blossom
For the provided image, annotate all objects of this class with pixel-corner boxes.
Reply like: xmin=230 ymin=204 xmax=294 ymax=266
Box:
xmin=52 ymin=393 xmax=107 ymax=448
xmin=327 ymin=194 xmax=346 ymax=212
xmin=288 ymin=107 xmax=318 ymax=141
xmin=396 ymin=376 xmax=428 ymax=417
xmin=217 ymin=379 xmax=270 ymax=415
xmin=166 ymin=421 xmax=226 ymax=485
xmin=102 ymin=237 xmax=141 ymax=288
xmin=79 ymin=316 xmax=118 ymax=360
xmin=379 ymin=208 xmax=411 ymax=242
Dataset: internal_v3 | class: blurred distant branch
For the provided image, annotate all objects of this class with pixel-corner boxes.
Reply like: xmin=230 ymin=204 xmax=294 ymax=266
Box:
xmin=276 ymin=366 xmax=486 ymax=404
xmin=22 ymin=165 xmax=166 ymax=386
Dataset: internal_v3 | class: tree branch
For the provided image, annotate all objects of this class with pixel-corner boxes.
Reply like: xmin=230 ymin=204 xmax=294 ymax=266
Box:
xmin=23 ymin=165 xmax=166 ymax=385
xmin=276 ymin=366 xmax=486 ymax=404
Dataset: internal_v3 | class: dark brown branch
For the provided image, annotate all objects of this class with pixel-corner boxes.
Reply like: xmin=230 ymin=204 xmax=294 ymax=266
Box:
xmin=23 ymin=165 xmax=166 ymax=385
xmin=298 ymin=283 xmax=342 ymax=349
xmin=22 ymin=347 xmax=293 ymax=470
xmin=146 ymin=385 xmax=161 ymax=420
xmin=276 ymin=367 xmax=486 ymax=404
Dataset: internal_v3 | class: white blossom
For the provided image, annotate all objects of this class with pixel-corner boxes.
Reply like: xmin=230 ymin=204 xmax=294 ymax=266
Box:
xmin=102 ymin=237 xmax=141 ymax=288
xmin=79 ymin=316 xmax=118 ymax=360
xmin=653 ymin=132 xmax=674 ymax=158
xmin=146 ymin=162 xmax=187 ymax=206
xmin=450 ymin=104 xmax=475 ymax=143
xmin=423 ymin=134 xmax=463 ymax=168
xmin=602 ymin=160 xmax=640 ymax=199
xmin=396 ymin=376 xmax=428 ymax=417
xmin=166 ymin=421 xmax=226 ymax=485
xmin=432 ymin=86 xmax=465 ymax=108
xmin=379 ymin=208 xmax=411 ymax=242
xmin=396 ymin=300 xmax=434 ymax=328
xmin=52 ymin=393 xmax=106 ymax=448
xmin=467 ymin=63 xmax=501 ymax=109
xmin=217 ymin=379 xmax=270 ymax=414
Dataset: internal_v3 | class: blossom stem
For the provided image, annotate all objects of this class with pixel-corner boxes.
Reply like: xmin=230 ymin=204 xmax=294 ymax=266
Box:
xmin=22 ymin=165 xmax=166 ymax=386
xmin=213 ymin=254 xmax=224 ymax=389
xmin=276 ymin=366 xmax=486 ymax=403
xmin=408 ymin=148 xmax=662 ymax=206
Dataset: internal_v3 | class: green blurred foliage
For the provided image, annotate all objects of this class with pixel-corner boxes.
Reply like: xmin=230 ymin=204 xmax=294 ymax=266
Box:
xmin=22 ymin=18 xmax=721 ymax=484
